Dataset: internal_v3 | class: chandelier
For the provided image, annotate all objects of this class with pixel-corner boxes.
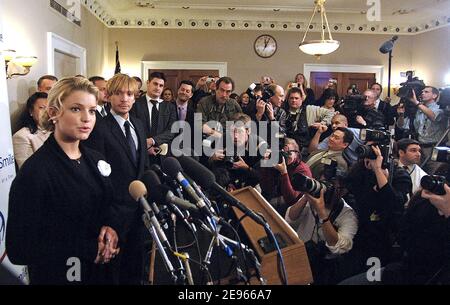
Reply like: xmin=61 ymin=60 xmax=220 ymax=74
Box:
xmin=299 ymin=0 xmax=340 ymax=59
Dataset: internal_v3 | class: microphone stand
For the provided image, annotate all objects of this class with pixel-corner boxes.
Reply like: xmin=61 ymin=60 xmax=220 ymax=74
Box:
xmin=141 ymin=212 xmax=178 ymax=284
xmin=198 ymin=219 xmax=266 ymax=285
xmin=169 ymin=213 xmax=188 ymax=285
xmin=387 ymin=50 xmax=392 ymax=98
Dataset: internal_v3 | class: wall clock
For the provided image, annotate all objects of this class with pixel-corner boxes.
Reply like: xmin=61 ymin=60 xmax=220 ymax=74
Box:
xmin=254 ymin=34 xmax=277 ymax=58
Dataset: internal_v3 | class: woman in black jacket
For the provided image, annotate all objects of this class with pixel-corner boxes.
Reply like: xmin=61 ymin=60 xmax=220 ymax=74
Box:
xmin=6 ymin=77 xmax=121 ymax=285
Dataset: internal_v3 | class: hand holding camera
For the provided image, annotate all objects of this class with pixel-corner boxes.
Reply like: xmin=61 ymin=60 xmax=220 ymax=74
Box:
xmin=273 ymin=156 xmax=288 ymax=175
xmin=305 ymin=189 xmax=327 ymax=220
xmin=421 ymin=183 xmax=450 ymax=218
xmin=211 ymin=149 xmax=225 ymax=161
xmin=232 ymin=156 xmax=250 ymax=170
xmin=266 ymin=103 xmax=275 ymax=120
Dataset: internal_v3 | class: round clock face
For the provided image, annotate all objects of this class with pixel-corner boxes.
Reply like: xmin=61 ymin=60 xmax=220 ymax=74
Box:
xmin=254 ymin=34 xmax=277 ymax=58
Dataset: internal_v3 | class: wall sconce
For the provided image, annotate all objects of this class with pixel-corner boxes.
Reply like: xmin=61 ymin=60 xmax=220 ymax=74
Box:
xmin=2 ymin=49 xmax=38 ymax=79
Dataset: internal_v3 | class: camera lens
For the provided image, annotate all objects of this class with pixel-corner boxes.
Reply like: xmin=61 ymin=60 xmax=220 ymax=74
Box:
xmin=356 ymin=145 xmax=376 ymax=159
xmin=420 ymin=175 xmax=447 ymax=195
xmin=292 ymin=173 xmax=326 ymax=198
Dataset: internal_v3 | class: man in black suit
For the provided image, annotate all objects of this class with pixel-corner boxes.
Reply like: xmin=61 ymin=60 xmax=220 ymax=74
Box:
xmin=130 ymin=72 xmax=177 ymax=159
xmin=89 ymin=76 xmax=110 ymax=119
xmin=171 ymin=80 xmax=199 ymax=152
xmin=84 ymin=74 xmax=149 ymax=284
xmin=371 ymin=82 xmax=395 ymax=127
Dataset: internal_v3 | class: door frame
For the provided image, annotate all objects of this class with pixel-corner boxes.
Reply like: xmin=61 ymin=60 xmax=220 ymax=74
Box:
xmin=304 ymin=63 xmax=383 ymax=87
xmin=46 ymin=32 xmax=86 ymax=76
xmin=141 ymin=61 xmax=227 ymax=83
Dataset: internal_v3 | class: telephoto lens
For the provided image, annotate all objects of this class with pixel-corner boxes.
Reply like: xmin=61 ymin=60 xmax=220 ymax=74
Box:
xmin=291 ymin=173 xmax=327 ymax=198
xmin=420 ymin=175 xmax=447 ymax=195
xmin=356 ymin=144 xmax=377 ymax=159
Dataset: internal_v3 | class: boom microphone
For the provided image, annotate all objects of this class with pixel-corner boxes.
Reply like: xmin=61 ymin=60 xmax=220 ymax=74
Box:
xmin=379 ymin=35 xmax=398 ymax=54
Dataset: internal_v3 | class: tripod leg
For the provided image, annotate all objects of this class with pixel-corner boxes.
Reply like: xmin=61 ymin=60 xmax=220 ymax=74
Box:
xmin=148 ymin=241 xmax=156 ymax=285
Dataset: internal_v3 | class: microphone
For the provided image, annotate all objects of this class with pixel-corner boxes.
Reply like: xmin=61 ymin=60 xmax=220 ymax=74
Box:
xmin=129 ymin=180 xmax=172 ymax=250
xmin=178 ymin=156 xmax=267 ymax=227
xmin=162 ymin=157 xmax=215 ymax=219
xmin=152 ymin=184 xmax=198 ymax=233
xmin=379 ymin=36 xmax=398 ymax=54
xmin=151 ymin=164 xmax=185 ymax=198
xmin=140 ymin=170 xmax=169 ymax=230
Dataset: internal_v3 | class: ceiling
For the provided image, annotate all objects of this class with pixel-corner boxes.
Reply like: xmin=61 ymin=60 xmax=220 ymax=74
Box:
xmin=82 ymin=0 xmax=450 ymax=35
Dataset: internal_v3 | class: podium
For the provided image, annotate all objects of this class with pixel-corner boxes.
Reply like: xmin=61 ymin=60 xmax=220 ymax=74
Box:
xmin=230 ymin=187 xmax=313 ymax=285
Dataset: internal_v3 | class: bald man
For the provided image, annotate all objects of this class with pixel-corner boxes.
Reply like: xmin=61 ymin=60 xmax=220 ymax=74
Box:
xmin=308 ymin=114 xmax=364 ymax=164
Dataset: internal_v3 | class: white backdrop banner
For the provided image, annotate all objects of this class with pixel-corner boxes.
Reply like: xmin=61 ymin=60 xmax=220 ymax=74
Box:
xmin=0 ymin=7 xmax=28 ymax=283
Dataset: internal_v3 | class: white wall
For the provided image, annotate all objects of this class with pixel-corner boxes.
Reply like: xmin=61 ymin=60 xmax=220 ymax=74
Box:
xmin=412 ymin=26 xmax=450 ymax=88
xmin=2 ymin=0 xmax=108 ymax=130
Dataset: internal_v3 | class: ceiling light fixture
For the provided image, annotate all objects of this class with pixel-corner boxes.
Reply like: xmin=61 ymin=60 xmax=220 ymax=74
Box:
xmin=299 ymin=0 xmax=340 ymax=59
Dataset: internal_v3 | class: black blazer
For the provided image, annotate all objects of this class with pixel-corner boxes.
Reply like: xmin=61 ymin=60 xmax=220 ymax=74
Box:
xmin=84 ymin=114 xmax=149 ymax=214
xmin=377 ymin=100 xmax=395 ymax=126
xmin=130 ymin=96 xmax=177 ymax=146
xmin=6 ymin=134 xmax=120 ymax=284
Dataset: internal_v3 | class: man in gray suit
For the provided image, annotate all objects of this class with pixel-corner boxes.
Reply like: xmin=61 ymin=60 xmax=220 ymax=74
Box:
xmin=131 ymin=72 xmax=177 ymax=157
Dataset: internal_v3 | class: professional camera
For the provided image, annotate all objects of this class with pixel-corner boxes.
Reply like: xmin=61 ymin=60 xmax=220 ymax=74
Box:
xmin=339 ymin=94 xmax=366 ymax=120
xmin=292 ymin=173 xmax=331 ymax=198
xmin=431 ymin=146 xmax=450 ymax=163
xmin=247 ymin=83 xmax=275 ymax=103
xmin=356 ymin=128 xmax=392 ymax=168
xmin=397 ymin=71 xmax=425 ymax=100
xmin=420 ymin=175 xmax=448 ymax=195
xmin=291 ymin=160 xmax=341 ymax=198
xmin=359 ymin=128 xmax=391 ymax=143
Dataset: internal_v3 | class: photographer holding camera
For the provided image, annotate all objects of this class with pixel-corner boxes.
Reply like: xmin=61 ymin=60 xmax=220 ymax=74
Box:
xmin=306 ymin=127 xmax=353 ymax=179
xmin=353 ymin=90 xmax=388 ymax=129
xmin=345 ymin=144 xmax=412 ymax=274
xmin=397 ymin=87 xmax=445 ymax=171
xmin=284 ymin=87 xmax=335 ymax=153
xmin=285 ymin=169 xmax=358 ymax=284
xmin=208 ymin=113 xmax=263 ymax=191
xmin=260 ymin=138 xmax=312 ymax=215
xmin=255 ymin=84 xmax=287 ymax=129
xmin=308 ymin=114 xmax=364 ymax=165
xmin=396 ymin=138 xmax=428 ymax=195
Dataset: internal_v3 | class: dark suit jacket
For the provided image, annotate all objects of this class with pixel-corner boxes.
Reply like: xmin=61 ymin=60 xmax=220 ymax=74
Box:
xmin=130 ymin=96 xmax=177 ymax=146
xmin=84 ymin=114 xmax=149 ymax=215
xmin=7 ymin=134 xmax=119 ymax=284
xmin=377 ymin=100 xmax=395 ymax=126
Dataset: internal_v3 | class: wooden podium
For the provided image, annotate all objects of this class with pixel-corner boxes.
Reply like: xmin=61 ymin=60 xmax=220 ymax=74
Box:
xmin=230 ymin=187 xmax=313 ymax=285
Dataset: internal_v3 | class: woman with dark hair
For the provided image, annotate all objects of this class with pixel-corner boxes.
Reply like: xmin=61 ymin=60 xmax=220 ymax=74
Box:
xmin=12 ymin=92 xmax=50 ymax=169
xmin=6 ymin=77 xmax=120 ymax=284
xmin=162 ymin=87 xmax=175 ymax=103
xmin=287 ymin=73 xmax=316 ymax=106
xmin=321 ymin=90 xmax=339 ymax=111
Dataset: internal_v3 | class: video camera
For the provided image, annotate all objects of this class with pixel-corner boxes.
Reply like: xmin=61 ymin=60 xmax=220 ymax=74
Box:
xmin=356 ymin=128 xmax=392 ymax=168
xmin=397 ymin=71 xmax=426 ymax=100
xmin=339 ymin=94 xmax=366 ymax=120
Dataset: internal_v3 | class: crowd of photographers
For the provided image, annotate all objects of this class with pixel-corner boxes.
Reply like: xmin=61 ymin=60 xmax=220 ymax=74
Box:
xmin=194 ymin=73 xmax=450 ymax=285
xmin=9 ymin=72 xmax=450 ymax=285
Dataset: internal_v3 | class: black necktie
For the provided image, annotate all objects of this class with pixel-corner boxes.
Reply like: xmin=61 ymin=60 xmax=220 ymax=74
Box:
xmin=150 ymin=100 xmax=159 ymax=136
xmin=124 ymin=121 xmax=137 ymax=165
xmin=100 ymin=106 xmax=107 ymax=117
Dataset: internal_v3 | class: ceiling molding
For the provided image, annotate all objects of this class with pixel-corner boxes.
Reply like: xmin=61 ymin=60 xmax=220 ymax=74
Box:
xmin=81 ymin=0 xmax=450 ymax=35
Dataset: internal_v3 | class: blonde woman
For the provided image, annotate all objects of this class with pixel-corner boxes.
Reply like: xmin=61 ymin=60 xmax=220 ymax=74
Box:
xmin=7 ymin=77 xmax=120 ymax=284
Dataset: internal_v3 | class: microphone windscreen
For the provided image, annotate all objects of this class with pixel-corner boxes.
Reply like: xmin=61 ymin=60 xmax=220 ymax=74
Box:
xmin=150 ymin=184 xmax=172 ymax=204
xmin=141 ymin=170 xmax=162 ymax=190
xmin=129 ymin=180 xmax=147 ymax=201
xmin=162 ymin=157 xmax=183 ymax=179
xmin=178 ymin=156 xmax=216 ymax=189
